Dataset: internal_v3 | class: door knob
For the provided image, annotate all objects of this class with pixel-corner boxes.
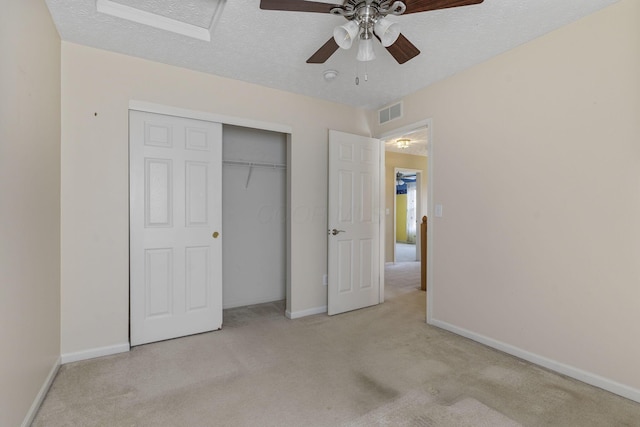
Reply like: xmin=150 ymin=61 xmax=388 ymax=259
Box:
xmin=331 ymin=229 xmax=345 ymax=236
xmin=212 ymin=231 xmax=220 ymax=238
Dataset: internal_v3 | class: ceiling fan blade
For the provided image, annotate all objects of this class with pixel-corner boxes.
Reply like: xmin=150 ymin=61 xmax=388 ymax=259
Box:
xmin=402 ymin=0 xmax=484 ymax=14
xmin=384 ymin=34 xmax=420 ymax=64
xmin=307 ymin=38 xmax=340 ymax=64
xmin=260 ymin=0 xmax=343 ymax=13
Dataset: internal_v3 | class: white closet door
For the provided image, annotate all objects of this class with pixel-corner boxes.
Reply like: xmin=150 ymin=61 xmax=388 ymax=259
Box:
xmin=130 ymin=111 xmax=223 ymax=346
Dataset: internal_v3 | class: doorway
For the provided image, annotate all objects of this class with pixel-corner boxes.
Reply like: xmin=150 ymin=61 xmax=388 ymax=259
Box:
xmin=221 ymin=125 xmax=287 ymax=309
xmin=378 ymin=121 xmax=432 ymax=318
xmin=394 ymin=168 xmax=422 ymax=263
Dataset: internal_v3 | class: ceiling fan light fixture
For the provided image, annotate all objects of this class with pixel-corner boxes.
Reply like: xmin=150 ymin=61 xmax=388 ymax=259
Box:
xmin=374 ymin=17 xmax=400 ymax=47
xmin=333 ymin=20 xmax=360 ymax=49
xmin=357 ymin=37 xmax=376 ymax=62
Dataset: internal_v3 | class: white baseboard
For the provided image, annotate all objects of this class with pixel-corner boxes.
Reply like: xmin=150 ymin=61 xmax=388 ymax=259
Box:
xmin=285 ymin=305 xmax=327 ymax=319
xmin=61 ymin=342 xmax=130 ymax=364
xmin=430 ymin=318 xmax=640 ymax=404
xmin=22 ymin=356 xmax=60 ymax=427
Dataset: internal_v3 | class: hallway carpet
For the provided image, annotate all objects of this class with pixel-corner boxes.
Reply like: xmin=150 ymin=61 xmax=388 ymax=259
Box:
xmin=395 ymin=242 xmax=417 ymax=262
xmin=33 ymin=265 xmax=640 ymax=426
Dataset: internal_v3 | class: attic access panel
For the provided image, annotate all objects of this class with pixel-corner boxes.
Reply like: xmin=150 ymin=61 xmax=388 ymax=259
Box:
xmin=97 ymin=0 xmax=226 ymax=41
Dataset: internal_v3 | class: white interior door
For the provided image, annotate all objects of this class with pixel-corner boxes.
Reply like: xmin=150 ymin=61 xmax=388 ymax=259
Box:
xmin=130 ymin=110 xmax=223 ymax=346
xmin=328 ymin=130 xmax=381 ymax=315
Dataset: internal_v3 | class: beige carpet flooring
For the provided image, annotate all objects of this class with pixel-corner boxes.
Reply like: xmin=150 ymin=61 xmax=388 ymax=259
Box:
xmin=33 ymin=262 xmax=640 ymax=426
xmin=395 ymin=243 xmax=417 ymax=263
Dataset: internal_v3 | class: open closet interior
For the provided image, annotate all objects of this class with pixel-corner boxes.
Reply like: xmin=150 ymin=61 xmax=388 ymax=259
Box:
xmin=222 ymin=125 xmax=287 ymax=309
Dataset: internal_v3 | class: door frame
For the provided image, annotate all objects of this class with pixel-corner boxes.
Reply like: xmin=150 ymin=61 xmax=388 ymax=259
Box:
xmin=393 ymin=167 xmax=422 ymax=263
xmin=376 ymin=119 xmax=434 ymax=324
xmin=128 ymin=100 xmax=293 ymax=340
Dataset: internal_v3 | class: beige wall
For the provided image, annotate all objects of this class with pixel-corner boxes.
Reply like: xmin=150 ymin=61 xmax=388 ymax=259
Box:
xmin=60 ymin=42 xmax=369 ymax=354
xmin=371 ymin=0 xmax=640 ymax=395
xmin=384 ymin=151 xmax=428 ymax=262
xmin=0 ymin=1 xmax=61 ymax=425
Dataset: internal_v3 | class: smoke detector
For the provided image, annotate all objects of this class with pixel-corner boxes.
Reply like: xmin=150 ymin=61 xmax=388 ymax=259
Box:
xmin=323 ymin=69 xmax=339 ymax=82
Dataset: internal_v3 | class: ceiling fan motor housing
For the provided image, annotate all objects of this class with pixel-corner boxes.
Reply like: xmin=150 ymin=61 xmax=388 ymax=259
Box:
xmin=330 ymin=1 xmax=407 ymax=22
xmin=331 ymin=0 xmax=406 ymax=50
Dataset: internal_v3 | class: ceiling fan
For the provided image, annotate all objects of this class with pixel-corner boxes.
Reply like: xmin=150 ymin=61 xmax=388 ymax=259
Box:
xmin=396 ymin=171 xmax=416 ymax=185
xmin=259 ymin=0 xmax=484 ymax=64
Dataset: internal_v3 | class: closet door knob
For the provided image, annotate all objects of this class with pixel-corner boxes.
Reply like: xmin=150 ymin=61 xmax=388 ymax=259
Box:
xmin=212 ymin=231 xmax=220 ymax=238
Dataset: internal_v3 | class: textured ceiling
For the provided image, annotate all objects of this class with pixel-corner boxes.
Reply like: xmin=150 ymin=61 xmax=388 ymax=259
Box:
xmin=45 ymin=0 xmax=621 ymax=109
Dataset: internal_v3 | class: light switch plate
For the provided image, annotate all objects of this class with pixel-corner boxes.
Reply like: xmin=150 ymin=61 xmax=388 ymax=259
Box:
xmin=435 ymin=204 xmax=443 ymax=217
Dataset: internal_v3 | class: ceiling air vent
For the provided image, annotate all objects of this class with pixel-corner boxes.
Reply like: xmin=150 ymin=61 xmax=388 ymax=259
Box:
xmin=378 ymin=102 xmax=403 ymax=125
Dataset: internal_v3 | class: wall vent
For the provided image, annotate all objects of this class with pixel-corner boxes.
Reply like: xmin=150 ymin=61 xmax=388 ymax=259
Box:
xmin=378 ymin=101 xmax=403 ymax=125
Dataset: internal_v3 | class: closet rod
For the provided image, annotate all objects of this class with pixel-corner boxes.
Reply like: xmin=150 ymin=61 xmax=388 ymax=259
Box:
xmin=222 ymin=159 xmax=286 ymax=169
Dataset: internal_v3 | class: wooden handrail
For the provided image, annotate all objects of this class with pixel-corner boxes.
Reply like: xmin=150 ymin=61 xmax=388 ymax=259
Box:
xmin=421 ymin=216 xmax=427 ymax=291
